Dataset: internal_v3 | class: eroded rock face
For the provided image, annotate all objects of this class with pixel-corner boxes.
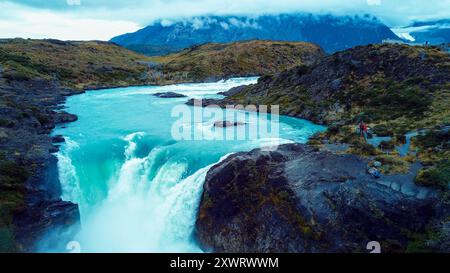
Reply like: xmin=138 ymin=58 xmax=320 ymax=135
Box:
xmin=218 ymin=85 xmax=248 ymax=97
xmin=53 ymin=111 xmax=78 ymax=124
xmin=213 ymin=121 xmax=246 ymax=128
xmin=14 ymin=198 xmax=80 ymax=252
xmin=185 ymin=98 xmax=220 ymax=107
xmin=195 ymin=144 xmax=438 ymax=253
xmin=0 ymin=78 xmax=80 ymax=252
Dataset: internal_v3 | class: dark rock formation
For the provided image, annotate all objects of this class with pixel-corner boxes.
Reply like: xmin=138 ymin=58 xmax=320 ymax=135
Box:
xmin=218 ymin=85 xmax=248 ymax=97
xmin=0 ymin=78 xmax=81 ymax=252
xmin=186 ymin=98 xmax=221 ymax=107
xmin=14 ymin=199 xmax=80 ymax=252
xmin=53 ymin=111 xmax=78 ymax=124
xmin=153 ymin=92 xmax=187 ymax=98
xmin=49 ymin=145 xmax=60 ymax=154
xmin=195 ymin=144 xmax=441 ymax=253
xmin=51 ymin=135 xmax=65 ymax=143
xmin=213 ymin=121 xmax=246 ymax=128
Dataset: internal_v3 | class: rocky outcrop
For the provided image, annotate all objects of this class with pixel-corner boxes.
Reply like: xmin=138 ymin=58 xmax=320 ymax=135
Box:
xmin=213 ymin=121 xmax=246 ymax=128
xmin=13 ymin=195 xmax=80 ymax=252
xmin=51 ymin=135 xmax=65 ymax=143
xmin=153 ymin=92 xmax=187 ymax=98
xmin=0 ymin=78 xmax=81 ymax=252
xmin=218 ymin=85 xmax=248 ymax=97
xmin=195 ymin=144 xmax=442 ymax=253
xmin=53 ymin=111 xmax=78 ymax=124
xmin=186 ymin=98 xmax=221 ymax=107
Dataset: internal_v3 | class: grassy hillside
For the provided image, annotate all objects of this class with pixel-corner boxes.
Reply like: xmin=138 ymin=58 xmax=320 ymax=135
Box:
xmin=0 ymin=39 xmax=155 ymax=90
xmin=149 ymin=40 xmax=324 ymax=83
xmin=221 ymin=44 xmax=449 ymax=126
xmin=0 ymin=39 xmax=325 ymax=87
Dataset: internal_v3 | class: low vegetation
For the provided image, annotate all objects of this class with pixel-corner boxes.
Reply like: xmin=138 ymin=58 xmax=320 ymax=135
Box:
xmin=220 ymin=44 xmax=449 ymax=179
xmin=413 ymin=129 xmax=450 ymax=190
xmin=0 ymin=38 xmax=155 ymax=89
xmin=149 ymin=40 xmax=324 ymax=83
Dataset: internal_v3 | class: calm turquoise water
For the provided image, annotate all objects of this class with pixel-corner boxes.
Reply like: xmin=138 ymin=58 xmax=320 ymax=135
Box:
xmin=52 ymin=77 xmax=325 ymax=253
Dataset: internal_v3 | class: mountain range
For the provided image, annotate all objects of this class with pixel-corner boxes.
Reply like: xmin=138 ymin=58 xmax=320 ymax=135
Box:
xmin=111 ymin=14 xmax=400 ymax=55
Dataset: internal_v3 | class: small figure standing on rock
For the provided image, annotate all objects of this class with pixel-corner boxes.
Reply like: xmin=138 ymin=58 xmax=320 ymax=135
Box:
xmin=358 ymin=121 xmax=368 ymax=141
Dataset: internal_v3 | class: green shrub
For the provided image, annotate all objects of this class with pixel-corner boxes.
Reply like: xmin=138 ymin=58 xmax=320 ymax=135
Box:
xmin=374 ymin=154 xmax=410 ymax=174
xmin=379 ymin=140 xmax=395 ymax=150
xmin=372 ymin=124 xmax=394 ymax=137
xmin=415 ymin=130 xmax=450 ymax=150
xmin=349 ymin=141 xmax=379 ymax=156
xmin=414 ymin=160 xmax=450 ymax=190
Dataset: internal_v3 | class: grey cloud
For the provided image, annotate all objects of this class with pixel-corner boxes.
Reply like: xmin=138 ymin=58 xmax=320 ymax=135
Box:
xmin=4 ymin=0 xmax=450 ymax=27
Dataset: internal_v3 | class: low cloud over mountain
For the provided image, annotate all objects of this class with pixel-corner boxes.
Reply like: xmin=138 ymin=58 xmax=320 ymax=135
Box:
xmin=111 ymin=14 xmax=399 ymax=55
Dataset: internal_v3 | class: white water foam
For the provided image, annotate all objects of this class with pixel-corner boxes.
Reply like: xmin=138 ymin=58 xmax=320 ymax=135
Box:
xmin=84 ymin=77 xmax=259 ymax=99
xmin=56 ymin=138 xmax=82 ymax=204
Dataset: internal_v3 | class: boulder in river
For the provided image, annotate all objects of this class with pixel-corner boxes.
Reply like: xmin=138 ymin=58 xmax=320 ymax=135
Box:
xmin=185 ymin=98 xmax=221 ymax=107
xmin=153 ymin=92 xmax=187 ymax=98
xmin=51 ymin=135 xmax=65 ymax=143
xmin=213 ymin=121 xmax=246 ymax=128
xmin=53 ymin=111 xmax=78 ymax=124
xmin=218 ymin=85 xmax=247 ymax=96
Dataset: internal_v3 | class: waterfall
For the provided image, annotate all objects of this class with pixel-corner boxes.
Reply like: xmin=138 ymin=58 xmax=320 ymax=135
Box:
xmin=66 ymin=132 xmax=227 ymax=252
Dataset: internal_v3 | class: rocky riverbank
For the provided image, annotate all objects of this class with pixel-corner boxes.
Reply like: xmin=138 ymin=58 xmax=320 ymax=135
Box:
xmin=0 ymin=78 xmax=82 ymax=252
xmin=195 ymin=144 xmax=448 ymax=252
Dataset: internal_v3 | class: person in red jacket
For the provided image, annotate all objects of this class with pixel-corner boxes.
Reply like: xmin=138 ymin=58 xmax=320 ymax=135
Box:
xmin=359 ymin=121 xmax=368 ymax=141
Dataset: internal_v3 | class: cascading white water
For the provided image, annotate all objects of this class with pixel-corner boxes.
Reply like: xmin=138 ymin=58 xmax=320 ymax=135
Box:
xmin=56 ymin=138 xmax=82 ymax=204
xmin=72 ymin=132 xmax=219 ymax=252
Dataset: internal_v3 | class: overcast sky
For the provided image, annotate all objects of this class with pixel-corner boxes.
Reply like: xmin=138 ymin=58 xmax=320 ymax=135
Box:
xmin=0 ymin=0 xmax=449 ymax=40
